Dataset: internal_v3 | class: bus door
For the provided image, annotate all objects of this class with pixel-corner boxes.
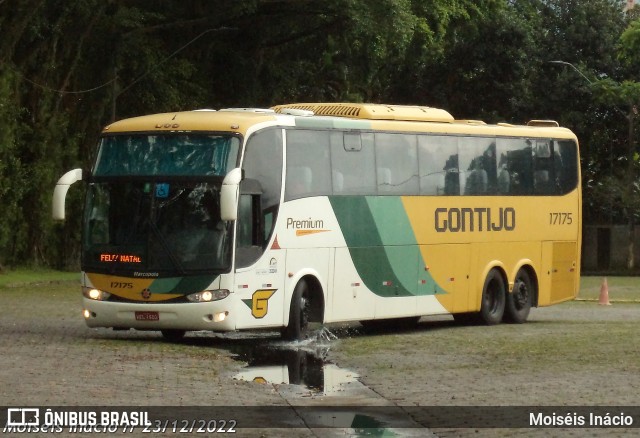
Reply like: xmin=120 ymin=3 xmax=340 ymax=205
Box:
xmin=539 ymin=241 xmax=579 ymax=305
xmin=234 ymin=251 xmax=286 ymax=329
xmin=234 ymin=188 xmax=286 ymax=329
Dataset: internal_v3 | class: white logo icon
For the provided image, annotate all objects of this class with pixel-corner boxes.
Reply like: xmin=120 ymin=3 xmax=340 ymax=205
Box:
xmin=7 ymin=408 xmax=39 ymax=426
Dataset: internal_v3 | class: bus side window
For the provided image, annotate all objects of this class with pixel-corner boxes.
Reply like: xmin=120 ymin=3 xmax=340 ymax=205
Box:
xmin=286 ymin=166 xmax=312 ymax=198
xmin=285 ymin=130 xmax=332 ymax=200
xmin=496 ymin=138 xmax=533 ymax=195
xmin=375 ymin=133 xmax=419 ymax=195
xmin=241 ymin=128 xmax=283 ymax=248
xmin=556 ymin=140 xmax=578 ymax=194
xmin=329 ymin=131 xmax=376 ymax=195
xmin=443 ymin=154 xmax=460 ymax=195
xmin=533 ymin=140 xmax=556 ymax=195
xmin=418 ymin=135 xmax=459 ymax=196
xmin=459 ymin=137 xmax=496 ymax=195
xmin=235 ymin=192 xmax=263 ymax=268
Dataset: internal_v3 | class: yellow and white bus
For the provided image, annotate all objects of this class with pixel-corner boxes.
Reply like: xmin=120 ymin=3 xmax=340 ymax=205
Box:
xmin=52 ymin=103 xmax=581 ymax=340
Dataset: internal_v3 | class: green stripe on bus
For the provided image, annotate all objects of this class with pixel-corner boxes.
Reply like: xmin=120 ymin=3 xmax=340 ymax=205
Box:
xmin=148 ymin=277 xmax=182 ymax=293
xmin=330 ymin=196 xmax=444 ymax=297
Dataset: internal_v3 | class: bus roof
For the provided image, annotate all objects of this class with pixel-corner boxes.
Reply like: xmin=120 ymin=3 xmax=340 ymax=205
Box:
xmin=102 ymin=104 xmax=577 ymax=141
xmin=272 ymin=102 xmax=455 ymax=123
xmin=102 ymin=109 xmax=278 ymax=136
xmin=273 ymin=102 xmax=577 ymax=140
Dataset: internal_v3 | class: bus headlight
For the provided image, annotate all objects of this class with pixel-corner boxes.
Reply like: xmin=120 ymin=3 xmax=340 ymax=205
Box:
xmin=82 ymin=287 xmax=111 ymax=301
xmin=187 ymin=289 xmax=230 ymax=303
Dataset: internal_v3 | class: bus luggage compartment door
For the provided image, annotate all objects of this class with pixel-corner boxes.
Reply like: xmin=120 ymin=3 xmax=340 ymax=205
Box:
xmin=540 ymin=241 xmax=578 ymax=305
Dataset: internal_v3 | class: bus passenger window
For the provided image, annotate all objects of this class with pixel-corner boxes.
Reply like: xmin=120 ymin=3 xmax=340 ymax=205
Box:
xmin=459 ymin=137 xmax=496 ymax=195
xmin=330 ymin=131 xmax=376 ymax=195
xmin=496 ymin=138 xmax=533 ymax=195
xmin=332 ymin=170 xmax=344 ymax=193
xmin=375 ymin=133 xmax=419 ymax=195
xmin=556 ymin=140 xmax=578 ymax=194
xmin=443 ymin=154 xmax=460 ymax=195
xmin=533 ymin=140 xmax=556 ymax=195
xmin=497 ymin=153 xmax=510 ymax=194
xmin=285 ymin=130 xmax=332 ymax=200
xmin=418 ymin=136 xmax=459 ymax=196
xmin=286 ymin=166 xmax=312 ymax=198
xmin=465 ymin=164 xmax=488 ymax=195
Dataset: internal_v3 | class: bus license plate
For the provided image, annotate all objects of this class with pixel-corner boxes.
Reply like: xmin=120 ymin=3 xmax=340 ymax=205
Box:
xmin=135 ymin=311 xmax=159 ymax=321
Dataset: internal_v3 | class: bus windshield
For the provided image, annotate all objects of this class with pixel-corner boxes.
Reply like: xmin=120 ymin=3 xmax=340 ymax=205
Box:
xmin=83 ymin=181 xmax=232 ymax=274
xmin=82 ymin=133 xmax=240 ymax=274
xmin=93 ymin=134 xmax=240 ymax=177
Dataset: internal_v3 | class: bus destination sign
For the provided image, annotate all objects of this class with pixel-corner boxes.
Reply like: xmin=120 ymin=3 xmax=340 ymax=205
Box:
xmin=100 ymin=254 xmax=142 ymax=263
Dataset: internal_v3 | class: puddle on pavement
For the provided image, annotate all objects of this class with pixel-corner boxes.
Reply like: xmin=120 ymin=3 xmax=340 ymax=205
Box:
xmin=231 ymin=330 xmax=359 ymax=395
xmin=228 ymin=330 xmax=419 ymax=437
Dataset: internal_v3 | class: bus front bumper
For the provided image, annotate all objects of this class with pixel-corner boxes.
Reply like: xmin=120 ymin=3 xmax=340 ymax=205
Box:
xmin=81 ymin=297 xmax=237 ymax=332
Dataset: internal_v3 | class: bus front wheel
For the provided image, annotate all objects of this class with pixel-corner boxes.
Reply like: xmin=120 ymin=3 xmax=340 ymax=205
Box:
xmin=282 ymin=280 xmax=311 ymax=341
xmin=504 ymin=268 xmax=533 ymax=323
xmin=479 ymin=269 xmax=506 ymax=325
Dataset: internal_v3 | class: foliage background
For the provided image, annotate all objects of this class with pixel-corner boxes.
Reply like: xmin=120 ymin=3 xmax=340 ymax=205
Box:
xmin=1 ymin=0 xmax=639 ymax=269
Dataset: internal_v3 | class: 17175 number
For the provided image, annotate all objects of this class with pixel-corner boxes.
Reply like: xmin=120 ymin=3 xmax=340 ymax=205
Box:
xmin=550 ymin=212 xmax=573 ymax=225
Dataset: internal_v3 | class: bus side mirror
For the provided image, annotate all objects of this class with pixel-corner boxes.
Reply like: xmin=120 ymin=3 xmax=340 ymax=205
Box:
xmin=52 ymin=168 xmax=84 ymax=221
xmin=220 ymin=168 xmax=243 ymax=221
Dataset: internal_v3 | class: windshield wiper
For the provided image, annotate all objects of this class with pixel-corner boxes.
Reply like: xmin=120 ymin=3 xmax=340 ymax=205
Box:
xmin=146 ymin=218 xmax=187 ymax=276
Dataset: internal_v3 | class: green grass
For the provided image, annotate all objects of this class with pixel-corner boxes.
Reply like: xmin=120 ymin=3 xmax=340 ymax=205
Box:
xmin=0 ymin=268 xmax=78 ymax=289
xmin=578 ymin=275 xmax=640 ymax=301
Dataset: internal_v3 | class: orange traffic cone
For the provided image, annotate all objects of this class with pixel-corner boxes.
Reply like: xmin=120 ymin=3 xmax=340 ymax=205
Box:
xmin=598 ymin=277 xmax=611 ymax=306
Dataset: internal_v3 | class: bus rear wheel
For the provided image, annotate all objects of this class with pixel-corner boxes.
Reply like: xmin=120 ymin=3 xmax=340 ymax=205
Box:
xmin=161 ymin=329 xmax=186 ymax=342
xmin=479 ymin=269 xmax=506 ymax=325
xmin=282 ymin=280 xmax=311 ymax=341
xmin=504 ymin=268 xmax=533 ymax=323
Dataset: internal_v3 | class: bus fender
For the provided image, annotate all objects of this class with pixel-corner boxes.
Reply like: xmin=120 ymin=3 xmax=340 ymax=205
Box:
xmin=283 ymin=268 xmax=326 ymax=324
xmin=508 ymin=260 xmax=536 ymax=293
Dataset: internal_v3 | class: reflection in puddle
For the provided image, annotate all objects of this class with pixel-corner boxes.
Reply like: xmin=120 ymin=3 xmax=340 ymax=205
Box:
xmin=232 ymin=342 xmax=359 ymax=395
xmin=229 ymin=336 xmax=425 ymax=437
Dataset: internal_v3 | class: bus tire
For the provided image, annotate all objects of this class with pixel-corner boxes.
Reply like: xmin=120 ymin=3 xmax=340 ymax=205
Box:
xmin=282 ymin=280 xmax=311 ymax=341
xmin=161 ymin=329 xmax=186 ymax=342
xmin=479 ymin=269 xmax=506 ymax=325
xmin=504 ymin=268 xmax=533 ymax=323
